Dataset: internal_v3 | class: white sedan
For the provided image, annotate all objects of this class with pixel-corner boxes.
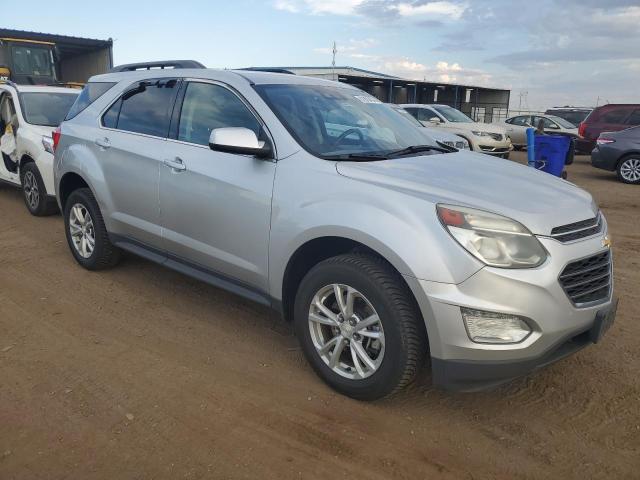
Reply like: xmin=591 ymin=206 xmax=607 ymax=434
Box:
xmin=500 ymin=114 xmax=580 ymax=149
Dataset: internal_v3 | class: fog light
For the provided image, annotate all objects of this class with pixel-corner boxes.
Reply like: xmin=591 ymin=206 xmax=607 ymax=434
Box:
xmin=461 ymin=308 xmax=532 ymax=344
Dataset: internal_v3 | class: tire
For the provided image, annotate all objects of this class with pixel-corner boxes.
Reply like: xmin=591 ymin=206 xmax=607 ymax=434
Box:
xmin=63 ymin=188 xmax=121 ymax=270
xmin=20 ymin=162 xmax=58 ymax=216
xmin=616 ymin=156 xmax=640 ymax=184
xmin=294 ymin=253 xmax=427 ymax=400
xmin=502 ymin=152 xmax=511 ymax=160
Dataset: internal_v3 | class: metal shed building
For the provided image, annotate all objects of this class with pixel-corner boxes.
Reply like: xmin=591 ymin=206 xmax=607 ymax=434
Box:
xmin=244 ymin=66 xmax=511 ymax=124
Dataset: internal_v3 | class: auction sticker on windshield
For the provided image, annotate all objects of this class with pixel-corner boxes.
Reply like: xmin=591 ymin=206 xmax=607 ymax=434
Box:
xmin=354 ymin=95 xmax=382 ymax=104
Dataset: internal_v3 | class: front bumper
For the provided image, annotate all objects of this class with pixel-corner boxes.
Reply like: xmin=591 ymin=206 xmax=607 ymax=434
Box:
xmin=404 ymin=232 xmax=615 ymax=391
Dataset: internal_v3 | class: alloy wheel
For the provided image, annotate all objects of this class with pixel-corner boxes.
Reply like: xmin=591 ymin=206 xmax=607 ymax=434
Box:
xmin=69 ymin=203 xmax=96 ymax=259
xmin=620 ymin=158 xmax=640 ymax=182
xmin=23 ymin=171 xmax=40 ymax=210
xmin=308 ymin=284 xmax=385 ymax=380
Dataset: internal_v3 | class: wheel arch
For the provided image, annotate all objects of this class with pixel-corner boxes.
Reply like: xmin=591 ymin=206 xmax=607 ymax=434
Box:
xmin=617 ymin=151 xmax=640 ymax=167
xmin=58 ymin=172 xmax=93 ymax=210
xmin=279 ymin=235 xmax=421 ymax=326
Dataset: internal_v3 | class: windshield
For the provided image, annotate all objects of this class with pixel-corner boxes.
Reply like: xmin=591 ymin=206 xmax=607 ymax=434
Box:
xmin=19 ymin=92 xmax=79 ymax=127
xmin=255 ymin=84 xmax=439 ymax=158
xmin=548 ymin=115 xmax=579 ymax=129
xmin=431 ymin=105 xmax=474 ymax=123
xmin=11 ymin=45 xmax=55 ymax=77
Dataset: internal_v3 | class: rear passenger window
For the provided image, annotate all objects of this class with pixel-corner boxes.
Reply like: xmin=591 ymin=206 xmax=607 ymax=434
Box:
xmin=177 ymin=82 xmax=261 ymax=146
xmin=105 ymin=79 xmax=178 ymax=137
xmin=599 ymin=109 xmax=629 ymax=124
xmin=626 ymin=110 xmax=640 ymax=126
xmin=66 ymin=82 xmax=116 ymax=120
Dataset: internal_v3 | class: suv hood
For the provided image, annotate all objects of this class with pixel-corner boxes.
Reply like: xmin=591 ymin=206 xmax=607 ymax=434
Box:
xmin=336 ymin=151 xmax=597 ymax=236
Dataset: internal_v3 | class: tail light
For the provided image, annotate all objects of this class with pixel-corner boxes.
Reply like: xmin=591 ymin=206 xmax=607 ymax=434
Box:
xmin=596 ymin=137 xmax=615 ymax=145
xmin=52 ymin=126 xmax=61 ymax=152
xmin=578 ymin=122 xmax=586 ymax=138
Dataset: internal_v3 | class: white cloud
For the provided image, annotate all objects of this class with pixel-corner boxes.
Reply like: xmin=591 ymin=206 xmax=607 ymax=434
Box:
xmin=274 ymin=0 xmax=362 ymax=15
xmin=394 ymin=1 xmax=467 ymax=20
xmin=380 ymin=57 xmax=494 ymax=86
xmin=273 ymin=0 xmax=299 ymax=13
xmin=275 ymin=0 xmax=467 ymax=19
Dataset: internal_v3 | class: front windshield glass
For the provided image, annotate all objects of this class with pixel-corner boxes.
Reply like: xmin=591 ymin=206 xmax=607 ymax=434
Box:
xmin=255 ymin=84 xmax=438 ymax=158
xmin=20 ymin=92 xmax=79 ymax=127
xmin=548 ymin=115 xmax=576 ymax=129
xmin=431 ymin=105 xmax=474 ymax=123
xmin=11 ymin=45 xmax=55 ymax=77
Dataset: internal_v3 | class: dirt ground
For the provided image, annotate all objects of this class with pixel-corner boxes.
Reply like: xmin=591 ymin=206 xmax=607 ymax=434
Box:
xmin=0 ymin=151 xmax=638 ymax=480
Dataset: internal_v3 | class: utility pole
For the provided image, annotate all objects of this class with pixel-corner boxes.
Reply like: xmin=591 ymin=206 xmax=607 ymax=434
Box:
xmin=332 ymin=41 xmax=337 ymax=81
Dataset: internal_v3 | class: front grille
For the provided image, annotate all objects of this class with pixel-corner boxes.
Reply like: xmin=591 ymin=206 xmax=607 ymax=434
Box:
xmin=455 ymin=141 xmax=467 ymax=150
xmin=559 ymin=250 xmax=611 ymax=306
xmin=488 ymin=133 xmax=503 ymax=141
xmin=551 ymin=214 xmax=602 ymax=242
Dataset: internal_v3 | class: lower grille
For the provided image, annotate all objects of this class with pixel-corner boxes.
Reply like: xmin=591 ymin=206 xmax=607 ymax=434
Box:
xmin=559 ymin=250 xmax=612 ymax=306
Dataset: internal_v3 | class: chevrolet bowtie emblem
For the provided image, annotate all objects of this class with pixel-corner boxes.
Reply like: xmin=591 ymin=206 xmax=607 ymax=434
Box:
xmin=603 ymin=235 xmax=612 ymax=248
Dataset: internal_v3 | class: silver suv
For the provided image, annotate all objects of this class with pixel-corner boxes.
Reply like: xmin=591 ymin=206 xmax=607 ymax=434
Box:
xmin=54 ymin=68 xmax=617 ymax=400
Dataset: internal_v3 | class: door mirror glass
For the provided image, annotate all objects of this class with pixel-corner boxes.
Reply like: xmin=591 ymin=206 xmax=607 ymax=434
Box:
xmin=209 ymin=127 xmax=272 ymax=158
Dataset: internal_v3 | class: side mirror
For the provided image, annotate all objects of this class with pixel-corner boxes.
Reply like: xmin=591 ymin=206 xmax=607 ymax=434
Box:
xmin=209 ymin=127 xmax=272 ymax=159
xmin=429 ymin=117 xmax=441 ymax=125
xmin=548 ymin=124 xmax=560 ymax=130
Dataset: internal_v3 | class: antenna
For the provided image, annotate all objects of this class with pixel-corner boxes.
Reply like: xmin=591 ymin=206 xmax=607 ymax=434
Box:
xmin=332 ymin=41 xmax=337 ymax=81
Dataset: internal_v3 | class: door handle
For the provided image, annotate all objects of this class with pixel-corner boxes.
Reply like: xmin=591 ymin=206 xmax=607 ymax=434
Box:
xmin=163 ymin=157 xmax=186 ymax=172
xmin=95 ymin=137 xmax=111 ymax=149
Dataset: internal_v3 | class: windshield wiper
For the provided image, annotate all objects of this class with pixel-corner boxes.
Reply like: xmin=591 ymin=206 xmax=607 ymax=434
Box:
xmin=324 ymin=152 xmax=390 ymax=161
xmin=384 ymin=144 xmax=450 ymax=158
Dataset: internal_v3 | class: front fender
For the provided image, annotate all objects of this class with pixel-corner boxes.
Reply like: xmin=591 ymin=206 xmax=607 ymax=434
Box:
xmin=268 ymin=154 xmax=483 ymax=300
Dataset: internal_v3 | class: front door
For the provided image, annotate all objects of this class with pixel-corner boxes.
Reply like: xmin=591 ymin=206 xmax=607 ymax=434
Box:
xmin=160 ymin=80 xmax=276 ymax=292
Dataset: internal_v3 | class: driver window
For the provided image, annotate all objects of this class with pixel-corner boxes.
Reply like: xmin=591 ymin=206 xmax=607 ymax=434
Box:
xmin=178 ymin=82 xmax=261 ymax=146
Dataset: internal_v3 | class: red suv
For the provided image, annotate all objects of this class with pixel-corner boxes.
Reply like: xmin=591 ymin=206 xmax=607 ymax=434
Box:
xmin=578 ymin=104 xmax=640 ymax=152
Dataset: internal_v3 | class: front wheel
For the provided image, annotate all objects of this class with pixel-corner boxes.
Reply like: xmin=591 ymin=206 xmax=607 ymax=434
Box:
xmin=294 ymin=253 xmax=427 ymax=400
xmin=20 ymin=162 xmax=58 ymax=216
xmin=617 ymin=156 xmax=640 ymax=184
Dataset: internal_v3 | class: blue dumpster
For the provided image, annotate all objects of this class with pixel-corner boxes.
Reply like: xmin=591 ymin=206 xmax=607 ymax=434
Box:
xmin=532 ymin=135 xmax=571 ymax=177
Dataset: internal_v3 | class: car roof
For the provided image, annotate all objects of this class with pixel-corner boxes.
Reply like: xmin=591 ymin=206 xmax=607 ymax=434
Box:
xmin=0 ymin=84 xmax=80 ymax=94
xmin=89 ymin=68 xmax=360 ymax=90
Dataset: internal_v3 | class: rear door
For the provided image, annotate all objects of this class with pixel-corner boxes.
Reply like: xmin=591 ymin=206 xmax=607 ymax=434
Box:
xmin=160 ymin=80 xmax=276 ymax=292
xmin=96 ymin=78 xmax=180 ymax=250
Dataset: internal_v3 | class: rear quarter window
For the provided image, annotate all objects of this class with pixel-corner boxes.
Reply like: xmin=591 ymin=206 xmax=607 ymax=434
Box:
xmin=65 ymin=82 xmax=116 ymax=120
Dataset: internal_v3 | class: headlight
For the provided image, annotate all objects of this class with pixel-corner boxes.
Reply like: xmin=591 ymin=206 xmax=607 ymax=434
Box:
xmin=461 ymin=308 xmax=532 ymax=344
xmin=471 ymin=130 xmax=489 ymax=137
xmin=437 ymin=204 xmax=547 ymax=268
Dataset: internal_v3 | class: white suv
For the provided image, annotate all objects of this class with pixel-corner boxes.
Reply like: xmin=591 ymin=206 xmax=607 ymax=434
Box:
xmin=401 ymin=104 xmax=512 ymax=158
xmin=0 ymin=81 xmax=78 ymax=215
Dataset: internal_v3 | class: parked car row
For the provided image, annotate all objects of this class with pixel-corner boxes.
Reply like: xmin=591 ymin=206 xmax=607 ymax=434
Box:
xmin=0 ymin=67 xmax=618 ymax=400
xmin=400 ymin=103 xmax=513 ymax=158
xmin=499 ymin=114 xmax=579 ymax=150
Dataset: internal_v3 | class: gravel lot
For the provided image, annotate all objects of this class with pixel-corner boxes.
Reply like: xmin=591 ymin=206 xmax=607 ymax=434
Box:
xmin=0 ymin=151 xmax=638 ymax=479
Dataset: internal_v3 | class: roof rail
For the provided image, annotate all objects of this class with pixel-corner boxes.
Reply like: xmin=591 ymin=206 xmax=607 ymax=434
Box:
xmin=239 ymin=67 xmax=296 ymax=75
xmin=109 ymin=60 xmax=206 ymax=73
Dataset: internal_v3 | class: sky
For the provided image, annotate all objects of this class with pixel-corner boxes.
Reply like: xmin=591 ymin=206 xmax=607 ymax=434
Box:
xmin=3 ymin=0 xmax=639 ymax=110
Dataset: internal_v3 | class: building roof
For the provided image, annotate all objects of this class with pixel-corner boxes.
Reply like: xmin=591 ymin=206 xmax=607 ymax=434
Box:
xmin=245 ymin=65 xmax=508 ymax=92
xmin=0 ymin=28 xmax=112 ymax=49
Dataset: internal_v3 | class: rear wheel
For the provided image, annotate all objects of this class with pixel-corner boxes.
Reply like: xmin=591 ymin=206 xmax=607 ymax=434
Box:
xmin=63 ymin=188 xmax=121 ymax=270
xmin=20 ymin=162 xmax=58 ymax=216
xmin=294 ymin=253 xmax=426 ymax=400
xmin=617 ymin=156 xmax=640 ymax=184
